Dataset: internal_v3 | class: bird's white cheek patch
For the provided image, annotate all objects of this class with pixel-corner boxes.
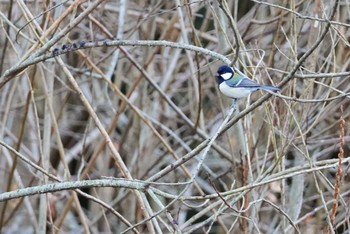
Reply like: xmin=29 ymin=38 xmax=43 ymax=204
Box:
xmin=221 ymin=72 xmax=232 ymax=80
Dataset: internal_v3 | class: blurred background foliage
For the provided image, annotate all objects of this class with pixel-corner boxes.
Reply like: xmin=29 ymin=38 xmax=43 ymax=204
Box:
xmin=0 ymin=0 xmax=349 ymax=233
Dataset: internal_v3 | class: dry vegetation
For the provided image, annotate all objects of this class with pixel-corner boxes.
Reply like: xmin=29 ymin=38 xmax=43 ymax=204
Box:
xmin=0 ymin=0 xmax=350 ymax=233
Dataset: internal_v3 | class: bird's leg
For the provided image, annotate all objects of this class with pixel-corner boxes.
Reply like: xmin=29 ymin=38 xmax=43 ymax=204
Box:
xmin=226 ymin=99 xmax=237 ymax=117
xmin=230 ymin=99 xmax=237 ymax=110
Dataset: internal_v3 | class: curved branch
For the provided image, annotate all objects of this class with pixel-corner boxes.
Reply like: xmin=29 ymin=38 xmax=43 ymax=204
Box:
xmin=0 ymin=179 xmax=146 ymax=202
xmin=0 ymin=39 xmax=231 ymax=88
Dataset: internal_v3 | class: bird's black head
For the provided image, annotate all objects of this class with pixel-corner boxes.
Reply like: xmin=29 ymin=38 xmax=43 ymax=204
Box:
xmin=216 ymin=65 xmax=234 ymax=84
xmin=217 ymin=65 xmax=233 ymax=75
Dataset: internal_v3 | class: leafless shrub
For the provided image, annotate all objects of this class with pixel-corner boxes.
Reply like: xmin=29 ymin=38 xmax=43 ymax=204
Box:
xmin=0 ymin=0 xmax=349 ymax=233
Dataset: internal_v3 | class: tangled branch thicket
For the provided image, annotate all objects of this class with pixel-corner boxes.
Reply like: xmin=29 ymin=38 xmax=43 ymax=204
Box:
xmin=0 ymin=0 xmax=349 ymax=233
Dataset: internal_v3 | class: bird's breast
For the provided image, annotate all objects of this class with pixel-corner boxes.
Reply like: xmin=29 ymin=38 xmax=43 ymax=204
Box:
xmin=219 ymin=83 xmax=254 ymax=99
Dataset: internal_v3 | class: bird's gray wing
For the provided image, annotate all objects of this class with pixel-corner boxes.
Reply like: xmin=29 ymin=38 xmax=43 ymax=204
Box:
xmin=225 ymin=77 xmax=259 ymax=88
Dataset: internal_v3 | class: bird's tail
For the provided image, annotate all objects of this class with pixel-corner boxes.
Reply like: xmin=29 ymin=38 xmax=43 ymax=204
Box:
xmin=260 ymin=85 xmax=281 ymax=91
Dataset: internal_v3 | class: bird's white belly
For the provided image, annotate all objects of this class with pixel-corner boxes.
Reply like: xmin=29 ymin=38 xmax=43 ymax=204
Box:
xmin=219 ymin=84 xmax=253 ymax=99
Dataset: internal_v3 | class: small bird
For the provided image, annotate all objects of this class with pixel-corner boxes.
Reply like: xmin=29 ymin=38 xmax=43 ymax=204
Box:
xmin=216 ymin=65 xmax=280 ymax=99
